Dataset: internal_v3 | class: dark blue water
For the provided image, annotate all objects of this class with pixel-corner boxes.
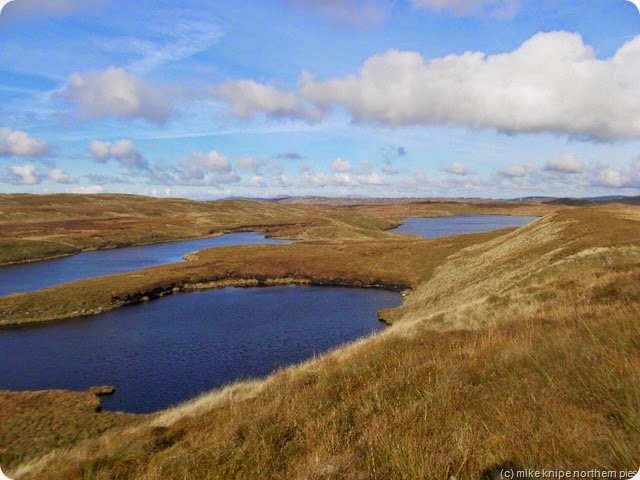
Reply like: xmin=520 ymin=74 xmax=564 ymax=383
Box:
xmin=0 ymin=232 xmax=287 ymax=297
xmin=0 ymin=286 xmax=401 ymax=413
xmin=391 ymin=215 xmax=537 ymax=238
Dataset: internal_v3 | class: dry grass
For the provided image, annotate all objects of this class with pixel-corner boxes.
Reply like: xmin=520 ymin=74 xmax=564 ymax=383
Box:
xmin=4 ymin=203 xmax=639 ymax=479
xmin=0 ymin=389 xmax=138 ymax=471
xmin=0 ymin=193 xmax=553 ymax=265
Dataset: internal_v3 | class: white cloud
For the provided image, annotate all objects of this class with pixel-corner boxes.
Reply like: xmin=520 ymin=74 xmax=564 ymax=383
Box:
xmin=272 ymin=174 xmax=292 ymax=188
xmin=0 ymin=127 xmax=49 ymax=157
xmin=544 ymin=152 xmax=586 ymax=175
xmin=215 ymin=80 xmax=320 ymax=121
xmin=61 ymin=68 xmax=174 ymax=122
xmin=178 ymin=151 xmax=232 ymax=177
xmin=89 ymin=140 xmax=148 ymax=170
xmin=499 ymin=161 xmax=536 ymax=178
xmin=150 ymin=150 xmax=240 ymax=187
xmin=300 ymin=171 xmax=387 ymax=187
xmin=591 ymin=160 xmax=640 ymax=189
xmin=2 ymin=164 xmax=44 ymax=185
xmin=594 ymin=167 xmax=626 ymax=188
xmin=248 ymin=175 xmax=267 ymax=188
xmin=294 ymin=32 xmax=640 ymax=141
xmin=445 ymin=162 xmax=470 ymax=175
xmin=412 ymin=0 xmax=520 ymax=18
xmin=403 ymin=170 xmax=431 ymax=188
xmin=285 ymin=0 xmax=387 ymax=28
xmin=331 ymin=158 xmax=352 ymax=172
xmin=69 ymin=185 xmax=105 ymax=194
xmin=49 ymin=168 xmax=77 ymax=184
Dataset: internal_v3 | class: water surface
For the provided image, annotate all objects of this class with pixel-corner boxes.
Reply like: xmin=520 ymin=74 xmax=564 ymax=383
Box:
xmin=391 ymin=215 xmax=537 ymax=238
xmin=0 ymin=232 xmax=286 ymax=297
xmin=0 ymin=286 xmax=401 ymax=413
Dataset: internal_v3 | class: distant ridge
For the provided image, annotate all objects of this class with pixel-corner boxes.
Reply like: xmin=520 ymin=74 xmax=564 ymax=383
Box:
xmin=544 ymin=195 xmax=638 ymax=206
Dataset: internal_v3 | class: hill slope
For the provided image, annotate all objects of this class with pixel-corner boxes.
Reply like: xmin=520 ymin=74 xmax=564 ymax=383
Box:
xmin=9 ymin=204 xmax=640 ymax=479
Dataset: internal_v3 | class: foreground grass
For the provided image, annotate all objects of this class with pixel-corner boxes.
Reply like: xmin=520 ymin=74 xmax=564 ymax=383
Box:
xmin=0 ymin=388 xmax=139 ymax=470
xmin=4 ymin=204 xmax=639 ymax=479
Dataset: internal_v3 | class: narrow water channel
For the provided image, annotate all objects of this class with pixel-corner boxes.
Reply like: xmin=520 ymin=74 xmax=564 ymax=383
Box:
xmin=0 ymin=232 xmax=287 ymax=297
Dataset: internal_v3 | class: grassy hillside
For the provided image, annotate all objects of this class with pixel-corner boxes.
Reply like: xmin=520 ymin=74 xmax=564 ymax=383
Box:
xmin=0 ymin=194 xmax=552 ymax=265
xmin=6 ymin=204 xmax=639 ymax=479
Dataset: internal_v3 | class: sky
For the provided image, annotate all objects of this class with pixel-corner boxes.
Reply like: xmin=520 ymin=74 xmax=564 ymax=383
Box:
xmin=0 ymin=0 xmax=639 ymax=199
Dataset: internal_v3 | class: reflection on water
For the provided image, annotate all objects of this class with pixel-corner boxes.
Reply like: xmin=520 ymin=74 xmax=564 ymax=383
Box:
xmin=0 ymin=232 xmax=287 ymax=297
xmin=391 ymin=215 xmax=537 ymax=238
xmin=0 ymin=286 xmax=401 ymax=413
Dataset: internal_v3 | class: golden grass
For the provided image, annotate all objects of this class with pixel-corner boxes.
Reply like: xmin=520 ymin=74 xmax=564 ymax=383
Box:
xmin=5 ymin=203 xmax=639 ymax=479
xmin=0 ymin=389 xmax=138 ymax=471
xmin=0 ymin=193 xmax=552 ymax=265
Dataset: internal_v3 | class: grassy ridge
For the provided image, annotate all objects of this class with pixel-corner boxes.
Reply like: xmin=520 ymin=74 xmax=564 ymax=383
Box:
xmin=6 ymin=204 xmax=639 ymax=479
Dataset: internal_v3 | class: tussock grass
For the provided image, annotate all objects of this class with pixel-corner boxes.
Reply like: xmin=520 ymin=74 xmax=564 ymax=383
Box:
xmin=6 ymin=204 xmax=639 ymax=479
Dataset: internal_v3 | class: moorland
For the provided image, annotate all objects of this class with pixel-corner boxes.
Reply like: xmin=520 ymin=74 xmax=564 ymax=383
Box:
xmin=0 ymin=193 xmax=638 ymax=479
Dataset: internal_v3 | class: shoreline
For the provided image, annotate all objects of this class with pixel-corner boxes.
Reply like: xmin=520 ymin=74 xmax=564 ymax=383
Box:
xmin=0 ymin=229 xmax=292 ymax=267
xmin=0 ymin=275 xmax=411 ymax=329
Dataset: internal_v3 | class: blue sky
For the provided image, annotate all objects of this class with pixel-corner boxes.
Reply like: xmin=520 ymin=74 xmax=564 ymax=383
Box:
xmin=1 ymin=0 xmax=639 ymax=199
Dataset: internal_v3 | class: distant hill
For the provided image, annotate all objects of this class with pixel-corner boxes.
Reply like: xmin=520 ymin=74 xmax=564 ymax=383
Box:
xmin=544 ymin=195 xmax=639 ymax=206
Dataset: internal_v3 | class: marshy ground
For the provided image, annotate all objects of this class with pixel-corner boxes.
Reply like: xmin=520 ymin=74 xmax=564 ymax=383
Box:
xmin=0 ymin=194 xmax=639 ymax=479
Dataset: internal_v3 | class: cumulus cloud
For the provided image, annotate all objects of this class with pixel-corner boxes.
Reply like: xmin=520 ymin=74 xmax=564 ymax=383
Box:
xmin=49 ymin=168 xmax=77 ymax=184
xmin=288 ymin=32 xmax=640 ymax=141
xmin=445 ymin=162 xmax=470 ymax=175
xmin=1 ymin=163 xmax=44 ymax=185
xmin=151 ymin=150 xmax=240 ymax=187
xmin=0 ymin=127 xmax=49 ymax=157
xmin=248 ymin=175 xmax=267 ymax=188
xmin=544 ymin=152 xmax=586 ymax=174
xmin=412 ymin=0 xmax=520 ymax=18
xmin=285 ymin=0 xmax=388 ymax=28
xmin=591 ymin=160 xmax=640 ymax=189
xmin=272 ymin=174 xmax=292 ymax=188
xmin=215 ymin=80 xmax=321 ymax=121
xmin=89 ymin=140 xmax=149 ymax=170
xmin=499 ymin=161 xmax=536 ymax=178
xmin=331 ymin=158 xmax=352 ymax=172
xmin=300 ymin=171 xmax=387 ymax=187
xmin=61 ymin=68 xmax=175 ymax=123
xmin=404 ymin=171 xmax=431 ymax=188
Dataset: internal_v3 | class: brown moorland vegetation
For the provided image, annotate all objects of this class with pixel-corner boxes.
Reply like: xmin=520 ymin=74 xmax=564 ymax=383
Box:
xmin=1 ymin=201 xmax=638 ymax=479
xmin=0 ymin=193 xmax=554 ymax=265
xmin=0 ymin=388 xmax=138 ymax=470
